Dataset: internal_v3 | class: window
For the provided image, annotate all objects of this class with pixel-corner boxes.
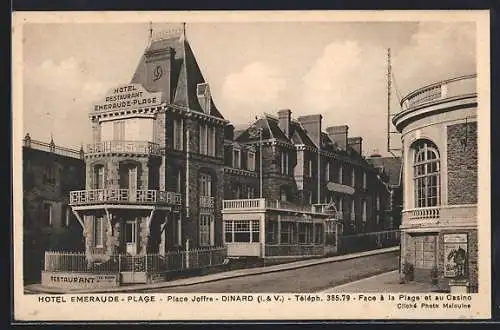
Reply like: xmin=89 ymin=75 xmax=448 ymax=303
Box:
xmin=325 ymin=220 xmax=336 ymax=245
xmin=199 ymin=174 xmax=212 ymax=197
xmin=376 ymin=195 xmax=380 ymax=224
xmin=94 ymin=216 xmax=105 ymax=247
xmin=351 ymin=168 xmax=356 ymax=187
xmin=113 ymin=120 xmax=125 ymax=140
xmin=280 ymin=222 xmax=295 ymax=244
xmin=281 ymin=151 xmax=289 ymax=175
xmin=338 ymin=197 xmax=343 ymax=212
xmin=308 ymin=159 xmax=313 ymax=177
xmin=247 ymin=151 xmax=256 ymax=171
xmin=350 ymin=200 xmax=355 ymax=222
xmin=325 ymin=162 xmax=330 ymax=181
xmin=173 ymin=119 xmax=183 ymax=150
xmin=338 ymin=164 xmax=343 ymax=184
xmin=298 ymin=223 xmax=313 ymax=244
xmin=174 ymin=169 xmax=183 ymax=193
xmin=314 ymin=223 xmax=323 ymax=244
xmin=413 ymin=140 xmax=440 ymax=207
xmin=62 ymin=205 xmax=70 ymax=227
xmin=233 ymin=148 xmax=241 ymax=168
xmin=363 ymin=172 xmax=367 ymax=189
xmin=362 ymin=200 xmax=367 ymax=222
xmin=197 ymin=83 xmax=211 ymax=114
xmin=200 ymin=123 xmax=216 ymax=156
xmin=280 ymin=187 xmax=288 ymax=202
xmin=43 ymin=203 xmax=52 ymax=227
xmin=93 ymin=165 xmax=104 ymax=189
xmin=44 ymin=165 xmax=56 ymax=184
xmin=247 ymin=185 xmax=255 ymax=199
xmin=125 ymin=220 xmax=136 ymax=245
xmin=266 ymin=221 xmax=277 ymax=244
xmin=200 ymin=214 xmax=214 ymax=246
xmin=235 ymin=184 xmax=241 ymax=199
xmin=223 ymin=220 xmax=260 ymax=243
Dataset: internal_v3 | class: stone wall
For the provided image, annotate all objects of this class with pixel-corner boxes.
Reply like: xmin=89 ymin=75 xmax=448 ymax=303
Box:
xmin=447 ymin=121 xmax=478 ymax=205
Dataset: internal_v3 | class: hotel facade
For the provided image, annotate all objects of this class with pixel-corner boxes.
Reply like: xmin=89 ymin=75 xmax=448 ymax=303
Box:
xmin=24 ymin=30 xmax=401 ymax=283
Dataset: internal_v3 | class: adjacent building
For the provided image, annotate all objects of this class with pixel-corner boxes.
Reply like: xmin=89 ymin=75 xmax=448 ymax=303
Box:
xmin=392 ymin=74 xmax=478 ymax=292
xmin=22 ymin=134 xmax=85 ymax=282
xmin=222 ymin=110 xmax=399 ymax=258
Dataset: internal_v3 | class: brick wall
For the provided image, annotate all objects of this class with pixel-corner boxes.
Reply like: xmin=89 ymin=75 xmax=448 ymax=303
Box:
xmin=447 ymin=121 xmax=478 ymax=205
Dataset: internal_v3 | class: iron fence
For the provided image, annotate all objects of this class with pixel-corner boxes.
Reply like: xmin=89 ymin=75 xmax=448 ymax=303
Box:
xmin=338 ymin=230 xmax=400 ymax=253
xmin=44 ymin=246 xmax=227 ymax=274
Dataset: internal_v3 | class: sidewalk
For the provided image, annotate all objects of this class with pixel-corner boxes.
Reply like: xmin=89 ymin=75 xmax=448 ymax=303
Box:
xmin=25 ymin=246 xmax=399 ymax=294
xmin=319 ymin=270 xmax=436 ymax=293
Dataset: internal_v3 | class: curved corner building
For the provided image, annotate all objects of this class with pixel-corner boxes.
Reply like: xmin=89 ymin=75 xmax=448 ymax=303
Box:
xmin=392 ymin=74 xmax=478 ymax=292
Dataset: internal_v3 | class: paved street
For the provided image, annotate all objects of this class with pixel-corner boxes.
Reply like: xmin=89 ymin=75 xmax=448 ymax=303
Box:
xmin=141 ymin=250 xmax=399 ymax=293
xmin=319 ymin=270 xmax=435 ymax=293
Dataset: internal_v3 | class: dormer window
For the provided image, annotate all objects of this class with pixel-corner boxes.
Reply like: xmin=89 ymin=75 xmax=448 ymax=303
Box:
xmin=197 ymin=83 xmax=211 ymax=115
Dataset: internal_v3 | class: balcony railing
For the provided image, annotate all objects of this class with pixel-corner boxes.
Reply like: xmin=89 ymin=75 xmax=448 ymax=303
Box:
xmin=401 ymin=74 xmax=476 ymax=110
xmin=200 ymin=196 xmax=215 ymax=209
xmin=70 ymin=189 xmax=182 ymax=206
xmin=86 ymin=140 xmax=162 ymax=156
xmin=222 ymin=198 xmax=332 ymax=215
xmin=404 ymin=206 xmax=440 ymax=224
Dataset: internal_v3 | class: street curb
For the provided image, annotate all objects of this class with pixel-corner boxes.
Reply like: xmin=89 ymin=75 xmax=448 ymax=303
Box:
xmin=26 ymin=246 xmax=400 ymax=294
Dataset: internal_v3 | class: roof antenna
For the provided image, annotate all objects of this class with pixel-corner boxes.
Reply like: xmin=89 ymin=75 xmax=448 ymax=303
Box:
xmin=179 ymin=22 xmax=186 ymax=41
xmin=148 ymin=21 xmax=153 ymax=44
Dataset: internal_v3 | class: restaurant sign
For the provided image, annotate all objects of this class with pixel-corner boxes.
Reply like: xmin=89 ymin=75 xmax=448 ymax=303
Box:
xmin=93 ymin=83 xmax=162 ymax=112
xmin=41 ymin=271 xmax=120 ymax=289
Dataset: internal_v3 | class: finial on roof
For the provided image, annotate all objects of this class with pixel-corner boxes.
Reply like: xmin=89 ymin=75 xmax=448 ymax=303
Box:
xmin=49 ymin=133 xmax=55 ymax=152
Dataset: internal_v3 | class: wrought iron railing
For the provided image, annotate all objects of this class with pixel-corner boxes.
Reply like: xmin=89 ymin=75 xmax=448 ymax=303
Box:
xmin=43 ymin=247 xmax=227 ymax=273
xmin=199 ymin=196 xmax=215 ymax=209
xmin=86 ymin=140 xmax=162 ymax=156
xmin=69 ymin=189 xmax=182 ymax=205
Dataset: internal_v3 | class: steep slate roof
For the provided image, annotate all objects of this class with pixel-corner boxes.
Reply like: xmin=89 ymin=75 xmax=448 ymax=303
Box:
xmin=366 ymin=156 xmax=402 ymax=186
xmin=130 ymin=35 xmax=224 ymax=120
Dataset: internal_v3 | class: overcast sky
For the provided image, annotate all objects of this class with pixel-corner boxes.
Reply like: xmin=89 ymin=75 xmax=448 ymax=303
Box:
xmin=21 ymin=20 xmax=476 ymax=156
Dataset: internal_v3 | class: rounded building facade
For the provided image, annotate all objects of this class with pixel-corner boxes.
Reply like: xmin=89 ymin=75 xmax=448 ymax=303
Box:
xmin=393 ymin=74 xmax=478 ymax=292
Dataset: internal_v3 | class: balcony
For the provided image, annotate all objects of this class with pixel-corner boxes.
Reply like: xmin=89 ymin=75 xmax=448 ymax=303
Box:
xmin=400 ymin=74 xmax=476 ymax=110
xmin=394 ymin=74 xmax=477 ymax=132
xmin=222 ymin=198 xmax=334 ymax=215
xmin=86 ymin=140 xmax=162 ymax=157
xmin=70 ymin=189 xmax=182 ymax=206
xmin=403 ymin=206 xmax=440 ymax=225
xmin=199 ymin=196 xmax=215 ymax=209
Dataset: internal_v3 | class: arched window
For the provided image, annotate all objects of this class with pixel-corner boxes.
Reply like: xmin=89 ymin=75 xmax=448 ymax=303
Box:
xmin=413 ymin=140 xmax=440 ymax=208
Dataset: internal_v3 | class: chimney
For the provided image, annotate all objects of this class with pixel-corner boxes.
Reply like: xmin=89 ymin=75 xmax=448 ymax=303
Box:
xmin=277 ymin=109 xmax=291 ymax=138
xmin=326 ymin=125 xmax=349 ymax=151
xmin=348 ymin=137 xmax=363 ymax=155
xmin=298 ymin=114 xmax=322 ymax=147
xmin=224 ymin=124 xmax=234 ymax=141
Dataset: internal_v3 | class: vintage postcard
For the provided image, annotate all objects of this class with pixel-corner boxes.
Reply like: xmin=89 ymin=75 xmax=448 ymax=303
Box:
xmin=12 ymin=10 xmax=491 ymax=321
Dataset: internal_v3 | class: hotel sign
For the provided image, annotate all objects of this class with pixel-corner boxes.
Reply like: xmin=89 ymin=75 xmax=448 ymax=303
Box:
xmin=326 ymin=182 xmax=355 ymax=195
xmin=93 ymin=83 xmax=162 ymax=112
